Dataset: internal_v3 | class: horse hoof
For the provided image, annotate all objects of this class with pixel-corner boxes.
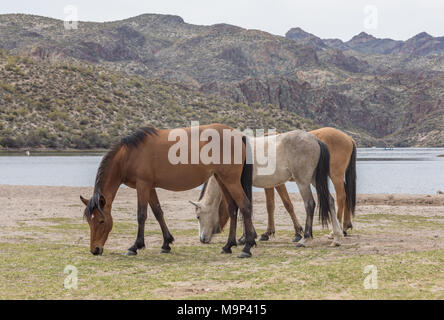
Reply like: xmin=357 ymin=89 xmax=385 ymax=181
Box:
xmin=160 ymin=248 xmax=171 ymax=253
xmin=125 ymin=250 xmax=137 ymax=256
xmin=259 ymin=234 xmax=269 ymax=241
xmin=238 ymin=251 xmax=252 ymax=258
xmin=293 ymin=234 xmax=302 ymax=242
xmin=221 ymin=248 xmax=232 ymax=254
xmin=330 ymin=241 xmax=341 ymax=247
xmin=343 ymin=231 xmax=348 ymax=237
xmin=344 ymin=222 xmax=353 ymax=230
xmin=295 ymin=242 xmax=305 ymax=248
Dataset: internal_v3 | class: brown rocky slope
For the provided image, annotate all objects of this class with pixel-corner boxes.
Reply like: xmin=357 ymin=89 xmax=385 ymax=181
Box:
xmin=0 ymin=14 xmax=443 ymax=146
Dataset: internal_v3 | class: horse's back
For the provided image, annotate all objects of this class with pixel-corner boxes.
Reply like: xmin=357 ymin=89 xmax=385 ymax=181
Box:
xmin=251 ymin=134 xmax=292 ymax=188
xmin=309 ymin=127 xmax=355 ymax=174
xmin=126 ymin=124 xmax=245 ymax=191
xmin=309 ymin=127 xmax=354 ymax=151
xmin=251 ymin=130 xmax=320 ymax=187
xmin=280 ymin=129 xmax=321 ymax=157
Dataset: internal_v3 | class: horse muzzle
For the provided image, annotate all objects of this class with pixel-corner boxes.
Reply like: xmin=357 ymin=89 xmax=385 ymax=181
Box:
xmin=91 ymin=247 xmax=103 ymax=255
xmin=200 ymin=235 xmax=211 ymax=244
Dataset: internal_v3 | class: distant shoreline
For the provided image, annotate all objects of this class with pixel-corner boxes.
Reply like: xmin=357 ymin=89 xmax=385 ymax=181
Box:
xmin=0 ymin=149 xmax=106 ymax=156
xmin=0 ymin=184 xmax=443 ymax=204
xmin=1 ymin=147 xmax=444 ymax=153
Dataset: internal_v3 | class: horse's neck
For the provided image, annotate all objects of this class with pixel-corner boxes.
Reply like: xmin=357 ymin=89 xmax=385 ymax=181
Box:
xmin=202 ymin=176 xmax=223 ymax=208
xmin=100 ymin=149 xmax=124 ymax=204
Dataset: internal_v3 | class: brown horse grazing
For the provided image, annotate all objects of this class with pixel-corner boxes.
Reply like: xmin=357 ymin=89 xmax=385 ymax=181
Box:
xmin=257 ymin=127 xmax=357 ymax=241
xmin=80 ymin=124 xmax=256 ymax=258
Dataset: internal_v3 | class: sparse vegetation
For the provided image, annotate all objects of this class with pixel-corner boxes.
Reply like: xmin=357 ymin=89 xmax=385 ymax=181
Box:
xmin=0 ymin=186 xmax=443 ymax=299
xmin=0 ymin=51 xmax=317 ymax=149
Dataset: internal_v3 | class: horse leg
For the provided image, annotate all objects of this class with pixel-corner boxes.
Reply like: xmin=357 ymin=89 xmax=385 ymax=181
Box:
xmin=327 ymin=193 xmax=343 ymax=246
xmin=149 ymin=188 xmax=174 ymax=253
xmin=275 ymin=184 xmax=304 ymax=242
xmin=215 ymin=177 xmax=238 ymax=254
xmin=331 ymin=176 xmax=349 ymax=236
xmin=259 ymin=188 xmax=275 ymax=241
xmin=237 ymin=224 xmax=246 ymax=245
xmin=220 ymin=180 xmax=256 ymax=258
xmin=126 ymin=183 xmax=150 ymax=256
xmin=342 ymin=194 xmax=353 ymax=235
xmin=295 ymin=184 xmax=315 ymax=248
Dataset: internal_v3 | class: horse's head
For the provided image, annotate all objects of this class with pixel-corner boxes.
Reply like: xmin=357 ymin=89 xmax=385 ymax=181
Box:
xmin=189 ymin=200 xmax=221 ymax=244
xmin=80 ymin=194 xmax=113 ymax=255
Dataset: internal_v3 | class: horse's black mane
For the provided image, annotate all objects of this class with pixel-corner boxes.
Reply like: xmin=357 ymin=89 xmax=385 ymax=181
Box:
xmin=84 ymin=127 xmax=158 ymax=219
xmin=199 ymin=181 xmax=208 ymax=200
xmin=121 ymin=127 xmax=158 ymax=148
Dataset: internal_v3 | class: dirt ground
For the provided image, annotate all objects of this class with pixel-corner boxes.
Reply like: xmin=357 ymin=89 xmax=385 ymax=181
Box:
xmin=0 ymin=185 xmax=443 ymax=299
xmin=1 ymin=185 xmax=443 ymax=253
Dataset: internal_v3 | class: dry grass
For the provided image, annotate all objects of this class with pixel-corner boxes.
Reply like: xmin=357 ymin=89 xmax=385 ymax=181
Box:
xmin=0 ymin=185 xmax=443 ymax=299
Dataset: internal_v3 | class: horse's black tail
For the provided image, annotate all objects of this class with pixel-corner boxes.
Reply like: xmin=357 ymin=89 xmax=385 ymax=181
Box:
xmin=315 ymin=140 xmax=332 ymax=228
xmin=345 ymin=141 xmax=357 ymax=217
xmin=241 ymin=136 xmax=253 ymax=204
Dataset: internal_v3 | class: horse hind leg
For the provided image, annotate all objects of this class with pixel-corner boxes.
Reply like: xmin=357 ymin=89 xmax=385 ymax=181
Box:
xmin=223 ymin=201 xmax=239 ymax=254
xmin=295 ymin=184 xmax=315 ymax=248
xmin=331 ymin=176 xmax=349 ymax=236
xmin=215 ymin=177 xmax=239 ymax=254
xmin=220 ymin=180 xmax=257 ymax=258
xmin=275 ymin=184 xmax=303 ymax=242
xmin=149 ymin=189 xmax=174 ymax=253
xmin=259 ymin=188 xmax=276 ymax=241
xmin=328 ymin=193 xmax=343 ymax=246
xmin=343 ymin=201 xmax=353 ymax=235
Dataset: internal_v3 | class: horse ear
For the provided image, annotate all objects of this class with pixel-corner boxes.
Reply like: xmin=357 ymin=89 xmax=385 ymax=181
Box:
xmin=188 ymin=200 xmax=202 ymax=209
xmin=80 ymin=195 xmax=89 ymax=206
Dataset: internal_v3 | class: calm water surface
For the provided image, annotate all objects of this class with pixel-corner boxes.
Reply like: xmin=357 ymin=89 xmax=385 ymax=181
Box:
xmin=0 ymin=148 xmax=443 ymax=194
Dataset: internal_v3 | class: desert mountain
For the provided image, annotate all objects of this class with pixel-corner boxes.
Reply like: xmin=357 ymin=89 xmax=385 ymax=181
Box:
xmin=0 ymin=49 xmax=319 ymax=149
xmin=0 ymin=13 xmax=443 ymax=147
xmin=287 ymin=28 xmax=444 ymax=56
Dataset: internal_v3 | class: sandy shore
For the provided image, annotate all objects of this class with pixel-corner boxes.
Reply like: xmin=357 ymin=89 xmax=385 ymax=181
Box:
xmin=1 ymin=185 xmax=443 ymax=255
xmin=1 ymin=184 xmax=443 ymax=299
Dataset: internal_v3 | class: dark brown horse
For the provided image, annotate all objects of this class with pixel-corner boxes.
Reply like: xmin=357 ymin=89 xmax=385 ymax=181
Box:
xmin=80 ymin=124 xmax=255 ymax=258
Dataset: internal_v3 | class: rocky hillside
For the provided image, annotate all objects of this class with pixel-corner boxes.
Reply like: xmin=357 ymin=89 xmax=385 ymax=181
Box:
xmin=287 ymin=28 xmax=444 ymax=56
xmin=0 ymin=49 xmax=320 ymax=149
xmin=0 ymin=13 xmax=443 ymax=147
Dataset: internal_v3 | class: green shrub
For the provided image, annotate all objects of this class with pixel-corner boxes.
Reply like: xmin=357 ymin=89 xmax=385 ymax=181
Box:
xmin=0 ymin=82 xmax=15 ymax=93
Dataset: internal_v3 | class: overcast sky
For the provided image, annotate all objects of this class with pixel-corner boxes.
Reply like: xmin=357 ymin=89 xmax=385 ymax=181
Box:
xmin=1 ymin=0 xmax=442 ymax=41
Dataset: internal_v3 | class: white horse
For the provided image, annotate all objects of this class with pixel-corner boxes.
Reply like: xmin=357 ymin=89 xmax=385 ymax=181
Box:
xmin=189 ymin=130 xmax=343 ymax=248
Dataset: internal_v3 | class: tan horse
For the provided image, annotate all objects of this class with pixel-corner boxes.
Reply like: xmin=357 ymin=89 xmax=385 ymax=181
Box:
xmin=251 ymin=127 xmax=356 ymax=241
xmin=206 ymin=127 xmax=356 ymax=242
xmin=191 ymin=129 xmax=344 ymax=247
xmin=79 ymin=124 xmax=256 ymax=258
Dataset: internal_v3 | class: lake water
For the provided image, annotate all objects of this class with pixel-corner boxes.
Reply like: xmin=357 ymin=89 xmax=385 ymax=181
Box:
xmin=0 ymin=148 xmax=443 ymax=194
